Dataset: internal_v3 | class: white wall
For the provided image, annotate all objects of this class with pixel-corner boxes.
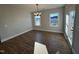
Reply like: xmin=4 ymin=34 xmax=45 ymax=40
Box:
xmin=32 ymin=7 xmax=64 ymax=33
xmin=0 ymin=5 xmax=32 ymax=42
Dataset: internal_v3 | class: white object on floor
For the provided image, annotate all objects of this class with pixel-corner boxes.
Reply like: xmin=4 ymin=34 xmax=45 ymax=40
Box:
xmin=34 ymin=42 xmax=48 ymax=54
xmin=56 ymin=50 xmax=60 ymax=54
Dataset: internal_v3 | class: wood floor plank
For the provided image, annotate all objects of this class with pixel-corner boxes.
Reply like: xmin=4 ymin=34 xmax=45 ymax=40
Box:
xmin=0 ymin=30 xmax=71 ymax=54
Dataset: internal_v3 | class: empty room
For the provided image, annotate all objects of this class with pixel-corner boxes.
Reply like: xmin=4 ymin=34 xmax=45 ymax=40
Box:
xmin=0 ymin=4 xmax=79 ymax=54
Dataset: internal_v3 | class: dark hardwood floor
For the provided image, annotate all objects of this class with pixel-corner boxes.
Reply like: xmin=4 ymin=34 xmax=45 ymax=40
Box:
xmin=0 ymin=30 xmax=72 ymax=54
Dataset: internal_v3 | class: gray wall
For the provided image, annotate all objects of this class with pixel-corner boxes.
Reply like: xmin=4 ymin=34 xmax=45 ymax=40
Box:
xmin=72 ymin=5 xmax=79 ymax=53
xmin=65 ymin=5 xmax=76 ymax=14
xmin=0 ymin=5 xmax=32 ymax=42
xmin=32 ymin=7 xmax=64 ymax=33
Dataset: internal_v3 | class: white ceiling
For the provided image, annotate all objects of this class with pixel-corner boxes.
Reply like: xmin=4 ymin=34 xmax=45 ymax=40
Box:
xmin=21 ymin=4 xmax=64 ymax=12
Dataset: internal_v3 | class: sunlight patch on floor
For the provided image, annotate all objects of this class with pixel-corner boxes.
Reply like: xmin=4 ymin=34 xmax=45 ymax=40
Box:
xmin=34 ymin=42 xmax=48 ymax=54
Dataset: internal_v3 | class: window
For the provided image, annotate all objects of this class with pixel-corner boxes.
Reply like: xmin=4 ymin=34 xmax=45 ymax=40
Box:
xmin=49 ymin=13 xmax=59 ymax=27
xmin=65 ymin=14 xmax=69 ymax=36
xmin=65 ymin=11 xmax=75 ymax=46
xmin=34 ymin=16 xmax=41 ymax=26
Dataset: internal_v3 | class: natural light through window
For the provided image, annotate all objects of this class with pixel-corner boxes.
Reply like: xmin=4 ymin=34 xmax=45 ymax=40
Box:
xmin=50 ymin=13 xmax=59 ymax=27
xmin=65 ymin=11 xmax=75 ymax=46
xmin=34 ymin=16 xmax=41 ymax=26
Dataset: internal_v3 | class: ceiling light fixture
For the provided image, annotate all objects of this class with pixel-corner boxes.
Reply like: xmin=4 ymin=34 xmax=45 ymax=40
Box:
xmin=34 ymin=4 xmax=41 ymax=16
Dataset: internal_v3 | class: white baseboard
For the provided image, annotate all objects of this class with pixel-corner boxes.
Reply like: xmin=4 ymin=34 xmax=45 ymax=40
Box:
xmin=1 ymin=28 xmax=63 ymax=43
xmin=1 ymin=27 xmax=33 ymax=43
xmin=34 ymin=29 xmax=63 ymax=33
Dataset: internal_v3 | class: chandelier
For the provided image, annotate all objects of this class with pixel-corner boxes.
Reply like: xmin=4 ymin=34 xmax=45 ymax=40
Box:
xmin=34 ymin=4 xmax=41 ymax=16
